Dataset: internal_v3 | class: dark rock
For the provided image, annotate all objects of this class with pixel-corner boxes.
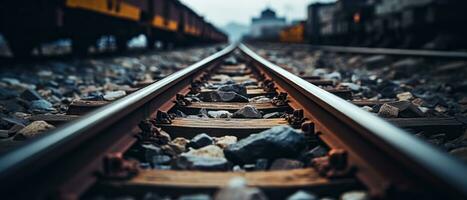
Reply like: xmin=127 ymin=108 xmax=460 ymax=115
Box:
xmin=174 ymin=155 xmax=229 ymax=171
xmin=300 ymin=145 xmax=328 ymax=163
xmin=0 ymin=88 xmax=19 ymax=100
xmin=224 ymin=126 xmax=307 ymax=164
xmin=263 ymin=112 xmax=284 ymax=119
xmin=287 ymin=191 xmax=318 ymax=200
xmin=255 ymin=159 xmax=269 ymax=170
xmin=30 ymin=99 xmax=56 ymax=112
xmin=20 ymin=89 xmax=43 ymax=101
xmin=380 ymin=85 xmax=400 ymax=98
xmin=232 ymin=105 xmax=262 ymax=119
xmin=270 ymin=158 xmax=304 ymax=170
xmin=188 ymin=133 xmax=214 ymax=149
xmin=0 ymin=100 xmax=25 ymax=113
xmin=217 ymin=84 xmax=247 ymax=97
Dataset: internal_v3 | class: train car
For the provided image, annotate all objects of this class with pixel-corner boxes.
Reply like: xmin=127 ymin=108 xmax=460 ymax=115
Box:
xmin=0 ymin=0 xmax=227 ymax=57
xmin=279 ymin=22 xmax=305 ymax=43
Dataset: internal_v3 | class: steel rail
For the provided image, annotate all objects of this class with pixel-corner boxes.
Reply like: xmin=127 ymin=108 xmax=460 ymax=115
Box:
xmin=0 ymin=44 xmax=236 ymax=199
xmin=256 ymin=42 xmax=467 ymax=59
xmin=239 ymin=43 xmax=467 ymax=199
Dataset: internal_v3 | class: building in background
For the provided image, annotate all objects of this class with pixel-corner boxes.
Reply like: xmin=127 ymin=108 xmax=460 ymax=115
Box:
xmin=247 ymin=8 xmax=286 ymax=41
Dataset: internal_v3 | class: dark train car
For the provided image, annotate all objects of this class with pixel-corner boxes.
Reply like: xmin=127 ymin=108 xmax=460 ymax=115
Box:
xmin=0 ymin=0 xmax=227 ymax=57
xmin=279 ymin=22 xmax=305 ymax=43
xmin=302 ymin=0 xmax=467 ymax=49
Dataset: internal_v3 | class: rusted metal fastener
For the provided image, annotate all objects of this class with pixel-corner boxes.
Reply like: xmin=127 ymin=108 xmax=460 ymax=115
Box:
xmin=287 ymin=109 xmax=305 ymax=128
xmin=311 ymin=149 xmax=353 ymax=178
xmin=102 ymin=153 xmax=138 ymax=180
xmin=155 ymin=110 xmax=172 ymax=124
xmin=262 ymin=80 xmax=276 ymax=93
xmin=200 ymin=73 xmax=211 ymax=82
xmin=138 ymin=120 xmax=171 ymax=144
xmin=329 ymin=149 xmax=347 ymax=170
xmin=272 ymin=92 xmax=289 ymax=106
xmin=190 ymin=80 xmax=203 ymax=94
xmin=175 ymin=94 xmax=191 ymax=107
xmin=301 ymin=122 xmax=319 ymax=145
xmin=257 ymin=73 xmax=266 ymax=81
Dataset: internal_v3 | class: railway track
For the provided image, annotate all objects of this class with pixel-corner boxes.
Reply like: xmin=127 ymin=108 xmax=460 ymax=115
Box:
xmin=0 ymin=44 xmax=466 ymax=200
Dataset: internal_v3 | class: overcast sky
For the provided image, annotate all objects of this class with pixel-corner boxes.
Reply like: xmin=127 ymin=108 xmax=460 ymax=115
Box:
xmin=180 ymin=0 xmax=335 ymax=27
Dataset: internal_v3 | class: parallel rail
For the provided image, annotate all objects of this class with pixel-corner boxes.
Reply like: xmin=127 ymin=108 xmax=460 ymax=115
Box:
xmin=255 ymin=42 xmax=467 ymax=59
xmin=0 ymin=43 xmax=465 ymax=199
xmin=240 ymin=44 xmax=467 ymax=199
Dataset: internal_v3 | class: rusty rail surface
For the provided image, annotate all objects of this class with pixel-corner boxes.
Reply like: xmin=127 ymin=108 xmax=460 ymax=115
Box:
xmin=0 ymin=44 xmax=236 ymax=199
xmin=254 ymin=42 xmax=467 ymax=59
xmin=239 ymin=44 xmax=467 ymax=199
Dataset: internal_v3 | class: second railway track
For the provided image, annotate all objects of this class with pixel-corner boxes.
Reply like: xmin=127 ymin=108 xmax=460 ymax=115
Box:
xmin=0 ymin=44 xmax=466 ymax=200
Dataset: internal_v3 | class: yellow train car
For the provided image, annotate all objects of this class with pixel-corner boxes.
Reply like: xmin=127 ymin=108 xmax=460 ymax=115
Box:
xmin=280 ymin=22 xmax=305 ymax=43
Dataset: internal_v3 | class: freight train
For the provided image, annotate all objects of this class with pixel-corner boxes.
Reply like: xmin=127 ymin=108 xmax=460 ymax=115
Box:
xmin=279 ymin=0 xmax=467 ymax=50
xmin=0 ymin=0 xmax=228 ymax=57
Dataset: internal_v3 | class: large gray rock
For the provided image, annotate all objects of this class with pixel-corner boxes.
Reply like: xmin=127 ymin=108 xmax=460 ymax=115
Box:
xmin=224 ymin=126 xmax=307 ymax=164
xmin=232 ymin=105 xmax=262 ymax=119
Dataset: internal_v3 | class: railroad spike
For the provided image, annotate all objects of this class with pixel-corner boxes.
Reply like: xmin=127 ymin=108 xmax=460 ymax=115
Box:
xmin=155 ymin=110 xmax=172 ymax=124
xmin=311 ymin=149 xmax=353 ymax=178
xmin=174 ymin=93 xmax=191 ymax=107
xmin=101 ymin=153 xmax=138 ymax=180
xmin=286 ymin=109 xmax=306 ymax=128
xmin=190 ymin=80 xmax=203 ymax=94
xmin=272 ymin=92 xmax=289 ymax=106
